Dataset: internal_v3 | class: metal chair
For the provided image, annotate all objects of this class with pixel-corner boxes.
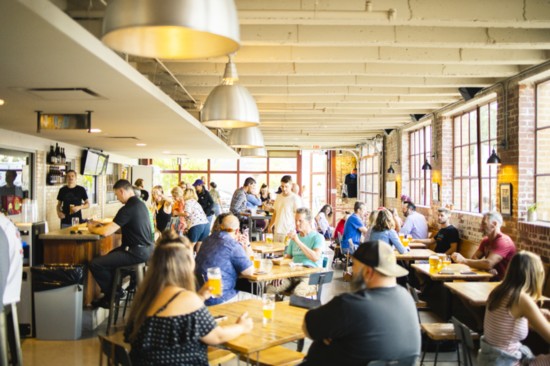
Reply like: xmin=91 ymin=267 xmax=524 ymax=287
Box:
xmin=451 ymin=317 xmax=478 ymax=366
xmin=106 ymin=263 xmax=146 ymax=335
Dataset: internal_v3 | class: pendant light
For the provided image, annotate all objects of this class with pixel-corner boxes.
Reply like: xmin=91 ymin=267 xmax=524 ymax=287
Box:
xmin=486 ymin=148 xmax=502 ymax=165
xmin=201 ymin=55 xmax=260 ymax=128
xmin=102 ymin=0 xmax=240 ymax=59
xmin=229 ymin=127 xmax=264 ymax=148
xmin=387 ymin=165 xmax=395 ymax=174
xmin=240 ymin=147 xmax=267 ymax=158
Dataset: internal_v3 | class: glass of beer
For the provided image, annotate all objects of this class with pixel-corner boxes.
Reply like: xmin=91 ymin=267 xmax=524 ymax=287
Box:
xmin=398 ymin=233 xmax=405 ymax=244
xmin=262 ymin=293 xmax=275 ymax=325
xmin=253 ymin=253 xmax=262 ymax=272
xmin=207 ymin=267 xmax=223 ymax=298
xmin=443 ymin=256 xmax=452 ymax=268
xmin=71 ymin=217 xmax=80 ymax=227
xmin=429 ymin=255 xmax=440 ymax=273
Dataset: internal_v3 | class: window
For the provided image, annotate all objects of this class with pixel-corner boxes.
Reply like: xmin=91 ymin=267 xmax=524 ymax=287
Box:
xmin=452 ymin=101 xmax=498 ymax=212
xmin=536 ymin=79 xmax=550 ymax=221
xmin=0 ymin=148 xmax=33 ymax=215
xmin=409 ymin=126 xmax=431 ymax=206
xmin=360 ymin=144 xmax=379 ymax=211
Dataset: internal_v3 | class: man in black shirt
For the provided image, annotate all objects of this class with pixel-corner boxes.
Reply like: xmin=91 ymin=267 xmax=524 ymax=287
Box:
xmin=193 ymin=179 xmax=214 ymax=226
xmin=56 ymin=170 xmax=89 ymax=228
xmin=411 ymin=207 xmax=459 ymax=255
xmin=344 ymin=168 xmax=358 ymax=198
xmin=88 ymin=179 xmax=153 ymax=308
xmin=302 ymin=241 xmax=421 ymax=366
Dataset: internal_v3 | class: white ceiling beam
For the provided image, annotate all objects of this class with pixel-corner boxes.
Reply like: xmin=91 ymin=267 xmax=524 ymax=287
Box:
xmin=239 ymin=25 xmax=550 ymax=49
xmin=189 ymin=94 xmax=458 ymax=103
xmin=259 ymin=109 xmax=431 ymax=115
xmin=254 ymin=102 xmax=447 ymax=110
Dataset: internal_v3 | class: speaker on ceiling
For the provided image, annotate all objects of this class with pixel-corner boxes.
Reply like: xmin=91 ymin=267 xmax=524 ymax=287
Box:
xmin=458 ymin=87 xmax=483 ymax=101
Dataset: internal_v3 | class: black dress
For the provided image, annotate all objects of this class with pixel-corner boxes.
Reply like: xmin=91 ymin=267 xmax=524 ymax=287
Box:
xmin=126 ymin=291 xmax=217 ymax=366
xmin=155 ymin=203 xmax=172 ymax=232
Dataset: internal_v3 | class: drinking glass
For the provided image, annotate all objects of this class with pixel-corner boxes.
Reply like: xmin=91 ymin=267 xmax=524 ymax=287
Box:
xmin=262 ymin=293 xmax=275 ymax=325
xmin=71 ymin=217 xmax=80 ymax=227
xmin=253 ymin=253 xmax=262 ymax=272
xmin=207 ymin=267 xmax=223 ymax=298
xmin=398 ymin=233 xmax=405 ymax=243
xmin=429 ymin=255 xmax=440 ymax=273
xmin=443 ymin=256 xmax=452 ymax=267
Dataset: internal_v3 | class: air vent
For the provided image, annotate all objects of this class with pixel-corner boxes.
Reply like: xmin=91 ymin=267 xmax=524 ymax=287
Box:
xmin=27 ymin=88 xmax=102 ymax=100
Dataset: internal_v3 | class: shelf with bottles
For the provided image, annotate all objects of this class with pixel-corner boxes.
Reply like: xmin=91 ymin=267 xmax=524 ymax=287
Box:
xmin=46 ymin=143 xmax=67 ymax=165
xmin=46 ymin=165 xmax=68 ymax=185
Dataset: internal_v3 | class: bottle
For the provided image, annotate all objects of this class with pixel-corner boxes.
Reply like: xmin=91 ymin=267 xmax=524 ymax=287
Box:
xmin=49 ymin=145 xmax=57 ymax=164
xmin=61 ymin=148 xmax=66 ymax=164
xmin=55 ymin=143 xmax=61 ymax=163
xmin=322 ymin=255 xmax=328 ymax=268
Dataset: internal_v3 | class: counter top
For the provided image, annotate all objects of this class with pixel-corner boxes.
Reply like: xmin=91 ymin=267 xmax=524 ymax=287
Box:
xmin=39 ymin=220 xmax=113 ymax=241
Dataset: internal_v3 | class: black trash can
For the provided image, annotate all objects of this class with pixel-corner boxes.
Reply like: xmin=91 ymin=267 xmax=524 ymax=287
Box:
xmin=31 ymin=264 xmax=85 ymax=340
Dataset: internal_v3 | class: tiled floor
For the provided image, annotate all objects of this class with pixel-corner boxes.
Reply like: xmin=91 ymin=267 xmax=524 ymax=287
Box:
xmin=19 ymin=252 xmax=460 ymax=365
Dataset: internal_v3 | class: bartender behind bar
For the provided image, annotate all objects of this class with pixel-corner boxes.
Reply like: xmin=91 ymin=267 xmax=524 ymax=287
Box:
xmin=56 ymin=170 xmax=89 ymax=228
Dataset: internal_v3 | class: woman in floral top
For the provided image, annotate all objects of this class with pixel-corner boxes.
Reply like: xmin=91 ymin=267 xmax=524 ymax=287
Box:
xmin=183 ymin=188 xmax=210 ymax=250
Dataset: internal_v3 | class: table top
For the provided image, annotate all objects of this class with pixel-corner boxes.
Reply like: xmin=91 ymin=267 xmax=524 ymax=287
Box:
xmin=411 ymin=263 xmax=494 ymax=281
xmin=396 ymin=248 xmax=435 ymax=261
xmin=409 ymin=242 xmax=427 ymax=249
xmin=209 ymin=299 xmax=308 ymax=354
xmin=444 ymin=281 xmax=500 ymax=306
xmin=251 ymin=241 xmax=286 ymax=254
xmin=241 ymin=263 xmax=321 ymax=282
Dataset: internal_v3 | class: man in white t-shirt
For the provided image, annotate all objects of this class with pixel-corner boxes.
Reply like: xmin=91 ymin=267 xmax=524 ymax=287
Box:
xmin=268 ymin=175 xmax=303 ymax=242
xmin=0 ymin=214 xmax=23 ymax=306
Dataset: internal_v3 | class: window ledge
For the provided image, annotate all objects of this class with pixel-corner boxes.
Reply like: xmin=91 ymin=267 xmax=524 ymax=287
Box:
xmin=518 ymin=220 xmax=550 ymax=229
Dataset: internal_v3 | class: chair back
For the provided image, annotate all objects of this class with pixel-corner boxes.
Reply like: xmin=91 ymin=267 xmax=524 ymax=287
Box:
xmin=98 ymin=335 xmax=132 ymax=366
xmin=307 ymin=271 xmax=334 ymax=301
xmin=451 ymin=317 xmax=477 ymax=366
xmin=367 ymin=355 xmax=418 ymax=365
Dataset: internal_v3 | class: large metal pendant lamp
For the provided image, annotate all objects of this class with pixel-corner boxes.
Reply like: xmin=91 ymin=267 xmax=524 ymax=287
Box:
xmin=240 ymin=147 xmax=267 ymax=158
xmin=201 ymin=55 xmax=260 ymax=128
xmin=101 ymin=0 xmax=240 ymax=59
xmin=229 ymin=127 xmax=264 ymax=149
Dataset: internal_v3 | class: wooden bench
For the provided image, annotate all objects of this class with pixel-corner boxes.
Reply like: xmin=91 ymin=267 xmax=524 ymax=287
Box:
xmin=458 ymin=239 xmax=479 ymax=259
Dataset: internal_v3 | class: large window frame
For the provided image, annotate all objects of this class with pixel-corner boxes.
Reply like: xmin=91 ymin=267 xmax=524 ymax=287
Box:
xmin=452 ymin=101 xmax=498 ymax=213
xmin=408 ymin=125 xmax=432 ymax=206
xmin=535 ymin=78 xmax=550 ymax=222
xmin=360 ymin=144 xmax=379 ymax=211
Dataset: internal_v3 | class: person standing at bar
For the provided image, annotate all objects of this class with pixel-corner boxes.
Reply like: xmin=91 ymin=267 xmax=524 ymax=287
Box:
xmin=56 ymin=170 xmax=89 ymax=228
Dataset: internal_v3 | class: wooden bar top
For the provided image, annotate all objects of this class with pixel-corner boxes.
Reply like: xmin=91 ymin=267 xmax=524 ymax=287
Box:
xmin=39 ymin=219 xmax=114 ymax=240
xmin=251 ymin=241 xmax=286 ymax=254
xmin=411 ymin=263 xmax=494 ymax=281
xmin=396 ymin=248 xmax=435 ymax=261
xmin=209 ymin=299 xmax=307 ymax=354
xmin=444 ymin=281 xmax=500 ymax=306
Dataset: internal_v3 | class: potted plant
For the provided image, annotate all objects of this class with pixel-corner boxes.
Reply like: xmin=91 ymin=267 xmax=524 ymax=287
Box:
xmin=527 ymin=203 xmax=537 ymax=222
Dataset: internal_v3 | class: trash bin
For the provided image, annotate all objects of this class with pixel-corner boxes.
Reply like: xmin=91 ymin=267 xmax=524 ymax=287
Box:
xmin=31 ymin=264 xmax=84 ymax=340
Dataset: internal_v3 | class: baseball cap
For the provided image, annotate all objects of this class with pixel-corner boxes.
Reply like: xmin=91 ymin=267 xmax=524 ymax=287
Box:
xmin=192 ymin=179 xmax=204 ymax=187
xmin=352 ymin=240 xmax=408 ymax=277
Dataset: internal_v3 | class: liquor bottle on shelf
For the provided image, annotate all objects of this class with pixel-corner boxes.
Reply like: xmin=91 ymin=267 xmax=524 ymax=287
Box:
xmin=55 ymin=143 xmax=61 ymax=163
xmin=49 ymin=145 xmax=57 ymax=164
xmin=61 ymin=148 xmax=66 ymax=164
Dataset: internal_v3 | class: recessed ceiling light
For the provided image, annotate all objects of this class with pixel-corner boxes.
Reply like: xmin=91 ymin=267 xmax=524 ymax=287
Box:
xmin=0 ymin=99 xmax=5 ymax=106
xmin=89 ymin=128 xmax=102 ymax=133
xmin=136 ymin=143 xmax=146 ymax=147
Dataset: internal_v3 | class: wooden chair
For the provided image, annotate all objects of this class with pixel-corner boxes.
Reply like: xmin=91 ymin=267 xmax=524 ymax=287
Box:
xmin=98 ymin=334 xmax=132 ymax=366
xmin=367 ymin=355 xmax=418 ymax=365
xmin=207 ymin=346 xmax=236 ymax=365
xmin=244 ymin=345 xmax=305 ymax=366
xmin=451 ymin=317 xmax=479 ymax=366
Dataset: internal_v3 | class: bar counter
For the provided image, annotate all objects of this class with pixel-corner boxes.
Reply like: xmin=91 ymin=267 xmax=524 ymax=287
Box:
xmin=39 ymin=222 xmax=121 ymax=305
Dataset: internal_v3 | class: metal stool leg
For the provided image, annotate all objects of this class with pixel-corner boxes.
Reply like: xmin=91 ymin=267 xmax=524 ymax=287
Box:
xmin=5 ymin=304 xmax=22 ymax=366
xmin=0 ymin=308 xmax=9 ymax=366
xmin=106 ymin=269 xmax=123 ymax=335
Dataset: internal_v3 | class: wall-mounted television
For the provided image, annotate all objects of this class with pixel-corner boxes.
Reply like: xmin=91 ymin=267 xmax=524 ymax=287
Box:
xmin=81 ymin=149 xmax=109 ymax=176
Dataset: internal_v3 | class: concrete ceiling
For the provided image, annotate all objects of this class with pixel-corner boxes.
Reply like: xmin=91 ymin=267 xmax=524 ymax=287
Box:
xmin=2 ymin=0 xmax=550 ymax=156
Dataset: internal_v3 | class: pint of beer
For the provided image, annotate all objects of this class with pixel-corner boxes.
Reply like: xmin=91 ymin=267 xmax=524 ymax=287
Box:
xmin=207 ymin=267 xmax=223 ymax=298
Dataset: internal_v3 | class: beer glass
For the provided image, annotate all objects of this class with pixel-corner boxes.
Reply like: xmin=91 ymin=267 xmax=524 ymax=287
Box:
xmin=207 ymin=267 xmax=223 ymax=298
xmin=429 ymin=255 xmax=440 ymax=273
xmin=253 ymin=253 xmax=262 ymax=271
xmin=262 ymin=293 xmax=275 ymax=325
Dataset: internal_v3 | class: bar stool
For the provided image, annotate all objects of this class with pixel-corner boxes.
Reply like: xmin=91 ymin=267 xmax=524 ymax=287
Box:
xmin=106 ymin=263 xmax=146 ymax=335
xmin=1 ymin=303 xmax=22 ymax=366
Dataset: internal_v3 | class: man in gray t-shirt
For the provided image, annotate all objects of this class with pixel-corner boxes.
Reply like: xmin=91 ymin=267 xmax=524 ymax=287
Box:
xmin=302 ymin=241 xmax=421 ymax=366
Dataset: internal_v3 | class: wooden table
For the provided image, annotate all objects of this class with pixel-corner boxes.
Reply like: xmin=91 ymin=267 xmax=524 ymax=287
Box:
xmin=251 ymin=241 xmax=286 ymax=256
xmin=240 ymin=263 xmax=321 ymax=296
xmin=396 ymin=248 xmax=435 ymax=261
xmin=40 ymin=223 xmax=121 ymax=305
xmin=445 ymin=282 xmax=500 ymax=306
xmin=411 ymin=263 xmax=494 ymax=281
xmin=409 ymin=242 xmax=427 ymax=249
xmin=209 ymin=299 xmax=307 ymax=359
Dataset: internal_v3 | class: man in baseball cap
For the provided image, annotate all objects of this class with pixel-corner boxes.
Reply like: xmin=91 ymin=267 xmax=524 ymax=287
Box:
xmin=301 ymin=241 xmax=420 ymax=365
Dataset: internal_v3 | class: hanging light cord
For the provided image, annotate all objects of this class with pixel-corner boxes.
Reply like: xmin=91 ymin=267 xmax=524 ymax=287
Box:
xmin=154 ymin=58 xmax=198 ymax=106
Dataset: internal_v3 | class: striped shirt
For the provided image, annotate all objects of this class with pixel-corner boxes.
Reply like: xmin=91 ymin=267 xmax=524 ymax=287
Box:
xmin=483 ymin=295 xmax=528 ymax=360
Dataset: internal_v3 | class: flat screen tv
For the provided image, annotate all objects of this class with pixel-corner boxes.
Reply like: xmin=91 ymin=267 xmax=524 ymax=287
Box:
xmin=81 ymin=149 xmax=109 ymax=176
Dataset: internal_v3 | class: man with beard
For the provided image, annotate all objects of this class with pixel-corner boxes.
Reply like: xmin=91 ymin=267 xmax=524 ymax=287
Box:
xmin=400 ymin=201 xmax=428 ymax=239
xmin=411 ymin=207 xmax=459 ymax=255
xmin=300 ymin=241 xmax=420 ymax=366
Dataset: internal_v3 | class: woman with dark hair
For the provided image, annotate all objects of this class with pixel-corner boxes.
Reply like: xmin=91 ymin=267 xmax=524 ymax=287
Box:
xmin=125 ymin=232 xmax=253 ymax=366
xmin=368 ymin=209 xmax=408 ymax=254
xmin=315 ymin=204 xmax=334 ymax=239
xmin=478 ymin=251 xmax=550 ymax=365
xmin=259 ymin=184 xmax=272 ymax=204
